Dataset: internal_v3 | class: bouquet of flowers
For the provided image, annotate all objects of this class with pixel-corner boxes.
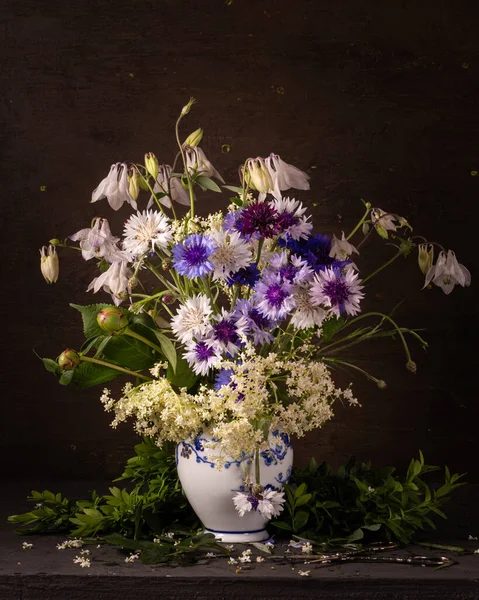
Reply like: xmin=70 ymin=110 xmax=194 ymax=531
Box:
xmin=40 ymin=98 xmax=470 ymax=518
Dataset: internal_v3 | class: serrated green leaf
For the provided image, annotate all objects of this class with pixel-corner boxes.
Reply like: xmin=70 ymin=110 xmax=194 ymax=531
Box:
xmin=167 ymin=356 xmax=198 ymax=390
xmin=321 ymin=316 xmax=345 ymax=343
xmin=71 ymin=361 xmax=120 ymax=389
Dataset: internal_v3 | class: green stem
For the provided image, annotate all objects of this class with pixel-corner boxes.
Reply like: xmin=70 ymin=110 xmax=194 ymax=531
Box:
xmin=256 ymin=238 xmax=264 ymax=264
xmin=362 ymin=251 xmax=402 ymax=284
xmin=124 ymin=328 xmax=165 ymax=356
xmin=346 ymin=204 xmax=371 ymax=240
xmin=80 ymin=355 xmax=152 ymax=382
xmin=255 ymin=450 xmax=261 ymax=485
xmin=322 ymin=357 xmax=382 ymax=384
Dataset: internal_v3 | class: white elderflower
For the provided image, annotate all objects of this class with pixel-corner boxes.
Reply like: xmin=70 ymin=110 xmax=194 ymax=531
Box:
xmin=298 ymin=570 xmax=310 ymax=577
xmin=57 ymin=538 xmax=83 ymax=550
xmin=123 ymin=210 xmax=173 ymax=257
xmin=239 ymin=551 xmax=252 ymax=563
xmin=227 ymin=557 xmax=238 ymax=565
xmin=22 ymin=542 xmax=33 ymax=550
xmin=171 ymin=294 xmax=213 ymax=344
xmin=87 ymin=260 xmax=133 ymax=306
xmin=73 ymin=555 xmax=91 ymax=568
xmin=256 ymin=556 xmax=265 ymax=563
xmin=474 ymin=549 xmax=479 ymax=554
xmin=205 ymin=552 xmax=216 ymax=558
xmin=301 ymin=542 xmax=313 ymax=554
xmin=91 ymin=163 xmax=137 ymax=211
xmin=124 ymin=552 xmax=140 ymax=563
xmin=209 ymin=229 xmax=252 ymax=280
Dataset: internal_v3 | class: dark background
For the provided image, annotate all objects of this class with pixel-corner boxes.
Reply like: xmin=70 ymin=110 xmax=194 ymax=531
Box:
xmin=0 ymin=0 xmax=477 ymax=482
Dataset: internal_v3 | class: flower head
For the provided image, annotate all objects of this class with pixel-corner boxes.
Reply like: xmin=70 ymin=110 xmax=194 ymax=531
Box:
xmin=183 ymin=338 xmax=222 ymax=375
xmin=253 ymin=272 xmax=295 ymax=320
xmin=330 ymin=232 xmax=359 ymax=261
xmin=265 ymin=154 xmax=310 ymax=200
xmin=227 ymin=263 xmax=261 ymax=288
xmin=234 ymin=201 xmax=280 ymax=239
xmin=233 ymin=299 xmax=275 ymax=345
xmin=40 ymin=245 xmax=59 ymax=284
xmin=87 ymin=260 xmax=132 ymax=306
xmin=209 ymin=229 xmax=252 ymax=280
xmin=290 ymin=284 xmax=327 ymax=330
xmin=310 ymin=267 xmax=364 ymax=317
xmin=371 ymin=208 xmax=398 ymax=237
xmin=257 ymin=489 xmax=285 ymax=519
xmin=244 ymin=158 xmax=274 ymax=194
xmin=185 ymin=146 xmax=224 ymax=182
xmin=70 ymin=218 xmax=122 ymax=262
xmin=91 ymin=163 xmax=137 ymax=211
xmin=172 ymin=234 xmax=216 ymax=278
xmin=171 ymin=294 xmax=213 ymax=344
xmin=424 ymin=250 xmax=471 ymax=294
xmin=147 ymin=164 xmax=190 ymax=209
xmin=282 ymin=234 xmax=345 ymax=272
xmin=271 ymin=197 xmax=312 ymax=240
xmin=211 ymin=309 xmax=248 ymax=356
xmin=123 ymin=210 xmax=172 ymax=257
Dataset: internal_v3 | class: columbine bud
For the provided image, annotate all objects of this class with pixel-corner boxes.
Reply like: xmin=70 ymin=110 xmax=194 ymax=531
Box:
xmin=245 ymin=158 xmax=273 ymax=193
xmin=406 ymin=360 xmax=417 ymax=374
xmin=40 ymin=245 xmax=59 ymax=284
xmin=418 ymin=244 xmax=434 ymax=275
xmin=181 ymin=97 xmax=196 ymax=116
xmin=376 ymin=380 xmax=387 ymax=390
xmin=58 ymin=349 xmax=80 ymax=370
xmin=362 ymin=222 xmax=370 ymax=235
xmin=144 ymin=152 xmax=159 ymax=180
xmin=183 ymin=128 xmax=203 ymax=149
xmin=97 ymin=307 xmax=128 ymax=334
xmin=128 ymin=168 xmax=141 ymax=201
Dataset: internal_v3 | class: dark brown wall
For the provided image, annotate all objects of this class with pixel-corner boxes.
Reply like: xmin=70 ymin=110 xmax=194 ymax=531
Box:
xmin=1 ymin=0 xmax=477 ymax=481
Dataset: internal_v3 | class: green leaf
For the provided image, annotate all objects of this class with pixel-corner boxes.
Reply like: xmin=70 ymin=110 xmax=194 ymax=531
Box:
xmin=150 ymin=330 xmax=177 ymax=372
xmin=222 ymin=185 xmax=243 ymax=194
xmin=321 ymin=317 xmax=345 ymax=343
xmin=270 ymin=520 xmax=292 ymax=531
xmin=70 ymin=303 xmax=120 ymax=339
xmin=295 ymin=494 xmax=313 ymax=508
xmin=196 ymin=175 xmax=222 ymax=192
xmin=167 ymin=356 xmax=198 ymax=390
xmin=347 ymin=528 xmax=364 ymax=541
xmin=42 ymin=358 xmax=61 ymax=376
xmin=59 ymin=369 xmax=75 ymax=386
xmin=71 ymin=361 xmax=120 ymax=388
xmin=294 ymin=483 xmax=307 ymax=499
xmin=293 ymin=510 xmax=309 ymax=532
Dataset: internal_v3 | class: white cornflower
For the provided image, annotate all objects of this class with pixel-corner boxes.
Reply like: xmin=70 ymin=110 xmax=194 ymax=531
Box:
xmin=209 ymin=229 xmax=252 ymax=280
xmin=124 ymin=552 xmax=140 ymax=563
xmin=123 ymin=210 xmax=173 ymax=257
xmin=171 ymin=294 xmax=213 ymax=344
xmin=257 ymin=489 xmax=285 ymax=519
xmin=330 ymin=232 xmax=359 ymax=262
xmin=73 ymin=555 xmax=91 ymax=568
xmin=70 ymin=217 xmax=122 ymax=262
xmin=22 ymin=542 xmax=33 ymax=550
xmin=232 ymin=491 xmax=255 ymax=517
xmin=87 ymin=260 xmax=132 ymax=306
xmin=290 ymin=284 xmax=327 ymax=330
xmin=271 ymin=197 xmax=313 ymax=240
xmin=301 ymin=542 xmax=313 ymax=554
xmin=265 ymin=154 xmax=310 ymax=200
xmin=424 ymin=250 xmax=471 ymax=295
xmin=298 ymin=570 xmax=311 ymax=577
xmin=91 ymin=163 xmax=137 ymax=211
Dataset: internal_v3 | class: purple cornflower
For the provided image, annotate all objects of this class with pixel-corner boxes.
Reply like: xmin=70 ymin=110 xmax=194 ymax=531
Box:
xmin=227 ymin=263 xmax=261 ymax=287
xmin=233 ymin=299 xmax=275 ymax=345
xmin=183 ymin=338 xmax=222 ymax=375
xmin=253 ymin=272 xmax=295 ymax=320
xmin=234 ymin=201 xmax=280 ymax=239
xmin=211 ymin=309 xmax=248 ymax=356
xmin=310 ymin=267 xmax=364 ymax=317
xmin=172 ymin=234 xmax=216 ymax=278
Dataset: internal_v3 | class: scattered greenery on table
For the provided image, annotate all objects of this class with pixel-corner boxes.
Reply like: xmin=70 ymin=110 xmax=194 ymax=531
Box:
xmin=8 ymin=439 xmax=465 ymax=563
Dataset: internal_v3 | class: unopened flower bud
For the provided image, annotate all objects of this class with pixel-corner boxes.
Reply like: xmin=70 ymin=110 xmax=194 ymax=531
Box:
xmin=128 ymin=168 xmax=141 ymax=201
xmin=245 ymin=158 xmax=273 ymax=193
xmin=406 ymin=360 xmax=417 ymax=374
xmin=40 ymin=245 xmax=59 ymax=284
xmin=97 ymin=307 xmax=128 ymax=334
xmin=128 ymin=276 xmax=139 ymax=290
xmin=376 ymin=380 xmax=387 ymax=390
xmin=162 ymin=294 xmax=175 ymax=305
xmin=58 ymin=349 xmax=80 ymax=370
xmin=138 ymin=175 xmax=150 ymax=191
xmin=181 ymin=97 xmax=196 ymax=116
xmin=162 ymin=258 xmax=172 ymax=270
xmin=418 ymin=243 xmax=434 ymax=275
xmin=183 ymin=128 xmax=203 ymax=148
xmin=144 ymin=152 xmax=159 ymax=180
xmin=49 ymin=238 xmax=61 ymax=246
xmin=362 ymin=222 xmax=370 ymax=235
xmin=251 ymin=483 xmax=264 ymax=497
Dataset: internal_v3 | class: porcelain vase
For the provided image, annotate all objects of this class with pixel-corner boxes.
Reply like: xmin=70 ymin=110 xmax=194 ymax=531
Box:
xmin=176 ymin=430 xmax=294 ymax=543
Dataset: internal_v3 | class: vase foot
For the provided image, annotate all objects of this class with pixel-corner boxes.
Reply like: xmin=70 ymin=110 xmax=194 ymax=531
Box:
xmin=204 ymin=527 xmax=269 ymax=543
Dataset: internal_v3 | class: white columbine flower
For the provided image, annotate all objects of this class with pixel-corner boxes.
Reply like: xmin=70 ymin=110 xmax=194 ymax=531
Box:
xmin=91 ymin=163 xmax=137 ymax=211
xmin=209 ymin=229 xmax=253 ymax=280
xmin=330 ymin=231 xmax=359 ymax=261
xmin=424 ymin=250 xmax=471 ymax=295
xmin=371 ymin=208 xmax=398 ymax=236
xmin=148 ymin=164 xmax=191 ymax=209
xmin=70 ymin=217 xmax=122 ymax=262
xmin=171 ymin=294 xmax=213 ymax=344
xmin=39 ymin=245 xmax=59 ymax=284
xmin=270 ymin=197 xmax=313 ymax=240
xmin=123 ymin=210 xmax=173 ymax=257
xmin=185 ymin=146 xmax=225 ymax=182
xmin=265 ymin=154 xmax=310 ymax=200
xmin=257 ymin=489 xmax=285 ymax=519
xmin=87 ymin=260 xmax=132 ymax=306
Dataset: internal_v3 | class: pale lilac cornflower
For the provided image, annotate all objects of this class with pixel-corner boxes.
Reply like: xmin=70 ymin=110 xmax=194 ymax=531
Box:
xmin=424 ymin=250 xmax=471 ymax=294
xmin=253 ymin=272 xmax=296 ymax=320
xmin=172 ymin=234 xmax=216 ymax=278
xmin=91 ymin=163 xmax=136 ymax=211
xmin=70 ymin=217 xmax=122 ymax=262
xmin=270 ymin=197 xmax=312 ymax=240
xmin=171 ymin=294 xmax=213 ymax=344
xmin=290 ymin=284 xmax=327 ymax=330
xmin=232 ymin=491 xmax=258 ymax=516
xmin=257 ymin=489 xmax=285 ymax=519
xmin=310 ymin=267 xmax=364 ymax=317
xmin=122 ymin=210 xmax=173 ymax=257
xmin=183 ymin=338 xmax=222 ymax=376
xmin=269 ymin=252 xmax=314 ymax=285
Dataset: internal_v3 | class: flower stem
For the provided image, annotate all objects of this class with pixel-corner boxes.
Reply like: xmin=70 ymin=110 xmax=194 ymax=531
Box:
xmin=362 ymin=251 xmax=402 ymax=284
xmin=123 ymin=328 xmax=165 ymax=356
xmin=255 ymin=450 xmax=261 ymax=485
xmin=346 ymin=204 xmax=371 ymax=240
xmin=80 ymin=355 xmax=152 ymax=381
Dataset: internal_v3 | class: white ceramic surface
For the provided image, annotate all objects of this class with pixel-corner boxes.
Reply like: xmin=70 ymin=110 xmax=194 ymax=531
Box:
xmin=176 ymin=430 xmax=294 ymax=542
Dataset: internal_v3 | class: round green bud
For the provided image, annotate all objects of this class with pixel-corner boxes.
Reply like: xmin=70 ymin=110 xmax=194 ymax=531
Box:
xmin=58 ymin=349 xmax=80 ymax=370
xmin=97 ymin=307 xmax=128 ymax=334
xmin=49 ymin=238 xmax=61 ymax=246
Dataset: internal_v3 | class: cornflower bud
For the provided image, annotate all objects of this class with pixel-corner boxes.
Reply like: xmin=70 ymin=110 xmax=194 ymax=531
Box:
xmin=58 ymin=349 xmax=80 ymax=370
xmin=144 ymin=152 xmax=159 ymax=180
xmin=97 ymin=307 xmax=128 ymax=334
xmin=40 ymin=245 xmax=59 ymax=284
xmin=183 ymin=128 xmax=203 ymax=148
xmin=128 ymin=168 xmax=141 ymax=201
xmin=162 ymin=258 xmax=172 ymax=270
xmin=418 ymin=244 xmax=434 ymax=275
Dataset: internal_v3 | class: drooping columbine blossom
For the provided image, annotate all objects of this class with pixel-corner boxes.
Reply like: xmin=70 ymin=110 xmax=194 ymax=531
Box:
xmin=147 ymin=164 xmax=190 ymax=209
xmin=290 ymin=284 xmax=327 ymax=330
xmin=265 ymin=154 xmax=310 ymax=200
xmin=122 ymin=210 xmax=173 ymax=257
xmin=183 ymin=338 xmax=222 ymax=376
xmin=209 ymin=229 xmax=252 ymax=280
xmin=417 ymin=243 xmax=434 ymax=275
xmin=371 ymin=208 xmax=398 ymax=237
xmin=271 ymin=197 xmax=312 ymax=240
xmin=185 ymin=146 xmax=225 ymax=183
xmin=233 ymin=299 xmax=275 ymax=345
xmin=424 ymin=250 xmax=471 ymax=295
xmin=172 ymin=234 xmax=216 ymax=278
xmin=87 ymin=260 xmax=132 ymax=306
xmin=253 ymin=272 xmax=296 ymax=320
xmin=227 ymin=263 xmax=261 ymax=288
xmin=244 ymin=158 xmax=274 ymax=194
xmin=330 ymin=232 xmax=359 ymax=262
xmin=210 ymin=309 xmax=248 ymax=356
xmin=91 ymin=163 xmax=137 ymax=211
xmin=234 ymin=200 xmax=280 ymax=239
xmin=171 ymin=294 xmax=213 ymax=344
xmin=40 ymin=245 xmax=59 ymax=284
xmin=310 ymin=267 xmax=364 ymax=317
xmin=70 ymin=218 xmax=122 ymax=262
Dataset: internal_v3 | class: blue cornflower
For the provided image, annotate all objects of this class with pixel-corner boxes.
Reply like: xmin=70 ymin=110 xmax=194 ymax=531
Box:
xmin=280 ymin=234 xmax=348 ymax=272
xmin=227 ymin=263 xmax=261 ymax=287
xmin=214 ymin=368 xmax=234 ymax=390
xmin=172 ymin=234 xmax=216 ymax=278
